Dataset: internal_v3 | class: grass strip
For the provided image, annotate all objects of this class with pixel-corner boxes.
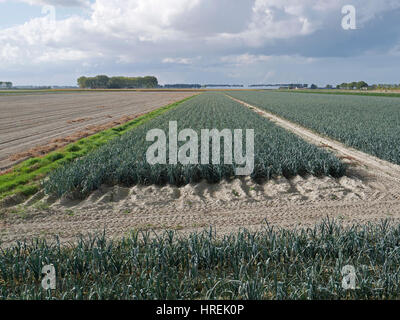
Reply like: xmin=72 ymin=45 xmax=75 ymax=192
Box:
xmin=0 ymin=96 xmax=196 ymax=202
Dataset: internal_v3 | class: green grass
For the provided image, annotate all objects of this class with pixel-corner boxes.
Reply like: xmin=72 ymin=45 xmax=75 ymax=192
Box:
xmin=1 ymin=219 xmax=400 ymax=300
xmin=44 ymin=93 xmax=345 ymax=198
xmin=0 ymin=96 xmax=195 ymax=203
xmin=227 ymin=91 xmax=400 ymax=165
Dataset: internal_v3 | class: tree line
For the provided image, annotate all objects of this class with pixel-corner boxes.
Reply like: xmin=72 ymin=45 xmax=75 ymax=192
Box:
xmin=336 ymin=81 xmax=369 ymax=90
xmin=369 ymin=84 xmax=400 ymax=90
xmin=77 ymin=75 xmax=158 ymax=89
xmin=0 ymin=81 xmax=13 ymax=89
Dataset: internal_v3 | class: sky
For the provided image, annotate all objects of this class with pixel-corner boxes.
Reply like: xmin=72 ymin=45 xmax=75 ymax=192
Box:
xmin=0 ymin=0 xmax=399 ymax=86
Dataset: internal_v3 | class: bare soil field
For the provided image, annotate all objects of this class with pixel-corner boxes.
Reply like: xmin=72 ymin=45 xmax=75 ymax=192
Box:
xmin=2 ymin=96 xmax=400 ymax=246
xmin=0 ymin=91 xmax=195 ymax=170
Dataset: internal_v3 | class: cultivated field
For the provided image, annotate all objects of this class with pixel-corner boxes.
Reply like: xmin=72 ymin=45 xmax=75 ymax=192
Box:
xmin=0 ymin=91 xmax=195 ymax=170
xmin=227 ymin=91 xmax=400 ymax=164
xmin=2 ymin=91 xmax=400 ymax=243
xmin=2 ymin=221 xmax=400 ymax=299
xmin=44 ymin=93 xmax=344 ymax=198
xmin=2 ymin=90 xmax=400 ymax=299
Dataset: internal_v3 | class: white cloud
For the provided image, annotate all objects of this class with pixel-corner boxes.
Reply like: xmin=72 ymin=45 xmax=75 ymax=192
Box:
xmin=0 ymin=0 xmax=399 ymax=84
xmin=34 ymin=48 xmax=93 ymax=63
xmin=89 ymin=0 xmax=200 ymax=42
xmin=18 ymin=0 xmax=90 ymax=7
xmin=211 ymin=0 xmax=400 ymax=47
xmin=2 ymin=0 xmax=399 ymax=65
xmin=221 ymin=54 xmax=272 ymax=66
xmin=162 ymin=57 xmax=194 ymax=65
xmin=355 ymin=0 xmax=400 ymax=25
xmin=220 ymin=54 xmax=317 ymax=67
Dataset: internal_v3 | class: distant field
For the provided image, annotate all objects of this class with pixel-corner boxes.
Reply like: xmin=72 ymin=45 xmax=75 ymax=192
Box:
xmin=0 ymin=91 xmax=195 ymax=170
xmin=0 ymin=88 xmax=257 ymax=95
xmin=2 ymin=88 xmax=400 ymax=98
xmin=0 ymin=89 xmax=204 ymax=95
xmin=279 ymin=89 xmax=400 ymax=98
xmin=228 ymin=91 xmax=400 ymax=165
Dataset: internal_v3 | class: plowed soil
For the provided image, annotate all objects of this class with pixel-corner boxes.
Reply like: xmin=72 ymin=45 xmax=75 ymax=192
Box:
xmin=0 ymin=91 xmax=195 ymax=170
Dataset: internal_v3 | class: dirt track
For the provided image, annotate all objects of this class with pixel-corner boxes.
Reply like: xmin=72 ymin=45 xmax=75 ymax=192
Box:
xmin=0 ymin=91 xmax=195 ymax=170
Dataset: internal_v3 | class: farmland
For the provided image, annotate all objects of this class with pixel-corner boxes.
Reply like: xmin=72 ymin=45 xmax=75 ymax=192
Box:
xmin=227 ymin=91 xmax=400 ymax=165
xmin=0 ymin=91 xmax=195 ymax=171
xmin=2 ymin=90 xmax=400 ymax=301
xmin=44 ymin=93 xmax=345 ymax=198
xmin=2 ymin=0 xmax=399 ymax=303
xmin=2 ymin=90 xmax=400 ymax=240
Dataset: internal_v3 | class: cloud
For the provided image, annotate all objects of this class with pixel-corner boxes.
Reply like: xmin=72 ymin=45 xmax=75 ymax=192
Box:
xmin=220 ymin=54 xmax=272 ymax=66
xmin=89 ymin=0 xmax=200 ymax=42
xmin=17 ymin=0 xmax=90 ymax=7
xmin=0 ymin=0 xmax=399 ymax=85
xmin=220 ymin=54 xmax=316 ymax=69
xmin=3 ymin=0 xmax=399 ymax=62
xmin=162 ymin=57 xmax=194 ymax=65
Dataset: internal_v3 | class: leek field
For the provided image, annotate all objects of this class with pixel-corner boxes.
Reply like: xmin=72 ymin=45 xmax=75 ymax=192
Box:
xmin=44 ymin=93 xmax=345 ymax=198
xmin=228 ymin=91 xmax=400 ymax=165
xmin=4 ymin=91 xmax=400 ymax=301
xmin=1 ymin=220 xmax=400 ymax=300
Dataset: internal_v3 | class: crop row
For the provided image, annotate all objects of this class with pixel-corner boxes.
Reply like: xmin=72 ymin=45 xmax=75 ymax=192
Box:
xmin=227 ymin=91 xmax=400 ymax=165
xmin=44 ymin=93 xmax=345 ymax=198
xmin=1 ymin=220 xmax=400 ymax=300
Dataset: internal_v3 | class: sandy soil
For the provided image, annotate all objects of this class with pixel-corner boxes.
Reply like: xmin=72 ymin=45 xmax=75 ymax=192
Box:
xmin=1 ymin=169 xmax=399 ymax=246
xmin=1 ymin=95 xmax=400 ymax=246
xmin=0 ymin=91 xmax=195 ymax=170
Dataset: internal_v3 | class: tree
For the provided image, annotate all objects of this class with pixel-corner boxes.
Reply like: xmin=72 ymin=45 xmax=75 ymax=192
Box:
xmin=310 ymin=84 xmax=318 ymax=89
xmin=95 ymin=75 xmax=110 ymax=88
xmin=107 ymin=77 xmax=126 ymax=89
xmin=0 ymin=81 xmax=13 ymax=88
xmin=326 ymin=84 xmax=333 ymax=89
xmin=337 ymin=81 xmax=369 ymax=90
xmin=77 ymin=76 xmax=88 ymax=88
xmin=142 ymin=76 xmax=158 ymax=88
xmin=356 ymin=81 xmax=368 ymax=90
xmin=349 ymin=82 xmax=357 ymax=90
xmin=85 ymin=78 xmax=97 ymax=89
